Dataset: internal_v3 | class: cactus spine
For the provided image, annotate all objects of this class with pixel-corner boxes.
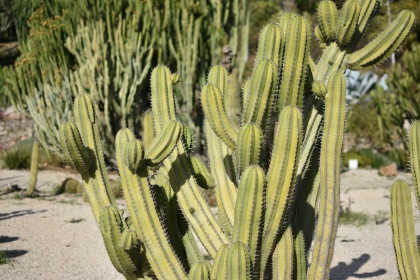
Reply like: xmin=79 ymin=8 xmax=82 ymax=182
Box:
xmin=59 ymin=1 xmax=414 ymax=278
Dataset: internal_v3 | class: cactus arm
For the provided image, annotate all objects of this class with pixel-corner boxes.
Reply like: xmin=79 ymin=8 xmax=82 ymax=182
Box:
xmin=190 ymin=156 xmax=215 ymax=189
xmin=260 ymin=106 xmax=302 ymax=277
xmin=235 ymin=125 xmax=262 ymax=179
xmin=188 ymin=262 xmax=212 ymax=280
xmin=151 ymin=66 xmax=228 ymax=258
xmin=256 ymin=23 xmax=284 ymax=66
xmin=210 ymin=244 xmax=228 ymax=280
xmin=336 ymin=0 xmax=361 ymax=46
xmin=201 ymin=83 xmax=239 ymax=150
xmin=356 ymin=0 xmax=382 ymax=39
xmin=297 ymin=102 xmax=323 ymax=177
xmin=206 ymin=66 xmax=240 ymax=235
xmin=307 ymin=71 xmax=346 ymax=279
xmin=99 ymin=206 xmax=145 ymax=280
xmin=313 ymin=42 xmax=348 ymax=83
xmin=206 ymin=124 xmax=236 ymax=235
xmin=226 ymin=242 xmax=252 ymax=280
xmin=144 ymin=120 xmax=183 ymax=166
xmin=390 ymin=180 xmax=420 ymax=280
xmin=294 ymin=230 xmax=307 ymax=280
xmin=347 ymin=10 xmax=416 ymax=71
xmin=74 ymin=94 xmax=116 ymax=213
xmin=26 ymin=137 xmax=39 ymax=197
xmin=278 ymin=15 xmax=310 ymax=111
xmin=317 ymin=0 xmax=338 ymax=42
xmin=178 ymin=217 xmax=206 ymax=266
xmin=226 ymin=68 xmax=243 ymax=126
xmin=242 ymin=59 xmax=277 ymax=128
xmin=409 ymin=121 xmax=420 ymax=209
xmin=59 ymin=122 xmax=105 ymax=219
xmin=115 ymin=129 xmax=188 ymax=280
xmin=272 ymin=226 xmax=294 ymax=280
xmin=207 ymin=65 xmax=228 ymax=102
xmin=232 ymin=166 xmax=265 ymax=265
xmin=142 ymin=110 xmax=154 ymax=150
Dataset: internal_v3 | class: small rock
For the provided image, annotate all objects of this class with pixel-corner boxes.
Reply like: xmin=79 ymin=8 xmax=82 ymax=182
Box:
xmin=378 ymin=163 xmax=398 ymax=177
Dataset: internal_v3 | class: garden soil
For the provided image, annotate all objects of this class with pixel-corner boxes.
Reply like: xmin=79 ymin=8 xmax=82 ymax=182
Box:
xmin=0 ymin=168 xmax=419 ymax=279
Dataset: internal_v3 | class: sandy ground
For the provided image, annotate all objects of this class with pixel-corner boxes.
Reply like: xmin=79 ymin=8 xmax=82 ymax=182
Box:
xmin=0 ymin=168 xmax=419 ymax=279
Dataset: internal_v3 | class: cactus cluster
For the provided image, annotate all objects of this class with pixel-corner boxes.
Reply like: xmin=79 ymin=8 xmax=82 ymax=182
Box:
xmin=5 ymin=0 xmax=248 ymax=158
xmin=60 ymin=1 xmax=414 ymax=279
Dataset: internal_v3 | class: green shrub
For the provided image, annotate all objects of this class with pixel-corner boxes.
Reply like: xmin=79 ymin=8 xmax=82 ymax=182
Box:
xmin=1 ymin=139 xmax=33 ymax=169
xmin=343 ymin=149 xmax=395 ymax=169
xmin=1 ymin=138 xmax=65 ymax=170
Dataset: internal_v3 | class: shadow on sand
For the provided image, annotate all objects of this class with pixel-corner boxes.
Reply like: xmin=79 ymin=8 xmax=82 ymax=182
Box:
xmin=0 ymin=209 xmax=47 ymax=221
xmin=330 ymin=253 xmax=387 ymax=279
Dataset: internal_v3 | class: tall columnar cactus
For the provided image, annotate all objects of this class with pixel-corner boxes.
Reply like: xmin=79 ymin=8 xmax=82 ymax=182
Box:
xmin=60 ymin=1 xmax=414 ymax=279
xmin=390 ymin=120 xmax=420 ymax=280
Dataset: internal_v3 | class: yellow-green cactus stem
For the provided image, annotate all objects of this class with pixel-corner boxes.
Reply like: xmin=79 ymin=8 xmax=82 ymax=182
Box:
xmin=336 ymin=0 xmax=361 ymax=46
xmin=26 ymin=138 xmax=39 ymax=197
xmin=308 ymin=71 xmax=346 ymax=279
xmin=73 ymin=94 xmax=116 ymax=218
xmin=242 ymin=78 xmax=251 ymax=112
xmin=256 ymin=23 xmax=284 ymax=66
xmin=278 ymin=12 xmax=293 ymax=36
xmin=183 ymin=125 xmax=194 ymax=155
xmin=353 ymin=0 xmax=382 ymax=44
xmin=294 ymin=230 xmax=307 ymax=280
xmin=409 ymin=121 xmax=420 ymax=209
xmin=206 ymin=66 xmax=238 ymax=237
xmin=190 ymin=156 xmax=215 ymax=189
xmin=124 ymin=139 xmax=144 ymax=171
xmin=317 ymin=0 xmax=338 ymax=42
xmin=390 ymin=180 xmax=420 ymax=280
xmin=210 ymin=244 xmax=228 ymax=280
xmin=170 ymin=73 xmax=180 ymax=85
xmin=272 ymin=226 xmax=294 ymax=280
xmin=278 ymin=15 xmax=310 ymax=112
xmin=142 ymin=110 xmax=154 ymax=150
xmin=314 ymin=25 xmax=325 ymax=44
xmin=151 ymin=66 xmax=228 ymax=258
xmin=312 ymin=81 xmax=327 ymax=99
xmin=226 ymin=68 xmax=243 ymax=126
xmin=188 ymin=261 xmax=212 ymax=280
xmin=242 ymin=59 xmax=278 ymax=128
xmin=235 ymin=124 xmax=262 ymax=178
xmin=226 ymin=241 xmax=252 ymax=280
xmin=60 ymin=122 xmax=91 ymax=175
xmin=347 ymin=10 xmax=416 ymax=70
xmin=201 ymin=83 xmax=239 ymax=150
xmin=260 ymin=106 xmax=302 ymax=276
xmin=99 ymin=205 xmax=144 ymax=280
xmin=115 ymin=128 xmax=187 ymax=279
xmin=119 ymin=229 xmax=138 ymax=251
xmin=208 ymin=65 xmax=228 ymax=104
xmin=232 ymin=165 xmax=265 ymax=265
xmin=144 ymin=120 xmax=183 ymax=166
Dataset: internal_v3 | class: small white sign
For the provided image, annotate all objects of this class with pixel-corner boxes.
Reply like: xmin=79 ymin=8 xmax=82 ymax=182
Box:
xmin=349 ymin=159 xmax=358 ymax=170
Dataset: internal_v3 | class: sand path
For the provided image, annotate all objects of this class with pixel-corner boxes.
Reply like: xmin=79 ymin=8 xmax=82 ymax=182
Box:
xmin=0 ymin=168 xmax=418 ymax=279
